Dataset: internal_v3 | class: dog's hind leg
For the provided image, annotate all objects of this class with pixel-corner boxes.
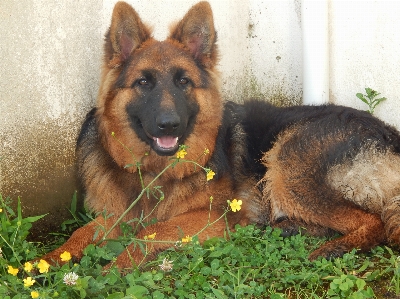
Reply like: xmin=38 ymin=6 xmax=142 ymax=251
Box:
xmin=327 ymin=148 xmax=400 ymax=252
xmin=307 ymin=206 xmax=385 ymax=260
xmin=265 ymin=178 xmax=386 ymax=260
xmin=261 ymin=130 xmax=387 ymax=260
xmin=263 ymin=164 xmax=387 ymax=260
xmin=383 ymin=195 xmax=400 ymax=246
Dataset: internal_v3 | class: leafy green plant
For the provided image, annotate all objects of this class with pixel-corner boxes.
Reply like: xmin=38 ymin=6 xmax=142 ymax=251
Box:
xmin=326 ymin=274 xmax=374 ymax=298
xmin=59 ymin=191 xmax=92 ymax=234
xmin=356 ymin=87 xmax=386 ymax=114
xmin=0 ymin=195 xmax=46 ymax=264
xmin=372 ymin=246 xmax=400 ymax=296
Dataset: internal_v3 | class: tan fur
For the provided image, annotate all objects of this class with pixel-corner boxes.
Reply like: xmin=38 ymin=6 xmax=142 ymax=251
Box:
xmin=327 ymin=148 xmax=400 ymax=213
xmin=328 ymin=149 xmax=400 ymax=244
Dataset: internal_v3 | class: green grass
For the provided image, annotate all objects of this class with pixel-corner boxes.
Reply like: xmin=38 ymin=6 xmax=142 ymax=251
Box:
xmin=1 ymin=194 xmax=400 ymax=299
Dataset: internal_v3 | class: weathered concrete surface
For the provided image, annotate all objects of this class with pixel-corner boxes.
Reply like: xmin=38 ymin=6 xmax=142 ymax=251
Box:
xmin=0 ymin=0 xmax=399 ymax=237
xmin=329 ymin=1 xmax=400 ymax=127
xmin=0 ymin=1 xmax=103 ymax=236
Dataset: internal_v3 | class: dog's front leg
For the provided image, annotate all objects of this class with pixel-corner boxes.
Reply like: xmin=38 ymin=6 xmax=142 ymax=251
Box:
xmin=39 ymin=215 xmax=119 ymax=265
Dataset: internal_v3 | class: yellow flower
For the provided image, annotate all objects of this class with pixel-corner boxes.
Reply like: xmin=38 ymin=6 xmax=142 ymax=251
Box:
xmin=7 ymin=265 xmax=19 ymax=276
xmin=204 ymin=148 xmax=210 ymax=154
xmin=206 ymin=169 xmax=215 ymax=181
xmin=60 ymin=251 xmax=72 ymax=262
xmin=176 ymin=148 xmax=187 ymax=159
xmin=37 ymin=259 xmax=50 ymax=273
xmin=31 ymin=291 xmax=40 ymax=298
xmin=230 ymin=199 xmax=242 ymax=212
xmin=0 ymin=208 xmax=2 ymax=212
xmin=182 ymin=235 xmax=192 ymax=243
xmin=23 ymin=277 xmax=36 ymax=287
xmin=145 ymin=232 xmax=157 ymax=240
xmin=24 ymin=262 xmax=33 ymax=272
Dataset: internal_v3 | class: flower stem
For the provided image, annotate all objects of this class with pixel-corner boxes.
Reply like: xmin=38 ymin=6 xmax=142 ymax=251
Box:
xmin=100 ymin=163 xmax=173 ymax=243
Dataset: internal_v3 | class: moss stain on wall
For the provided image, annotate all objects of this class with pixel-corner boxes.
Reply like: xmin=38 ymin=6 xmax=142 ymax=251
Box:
xmin=0 ymin=119 xmax=80 ymax=238
xmin=223 ymin=69 xmax=302 ymax=107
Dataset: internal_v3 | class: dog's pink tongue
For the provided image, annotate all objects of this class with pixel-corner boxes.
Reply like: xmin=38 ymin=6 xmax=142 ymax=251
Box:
xmin=156 ymin=136 xmax=178 ymax=149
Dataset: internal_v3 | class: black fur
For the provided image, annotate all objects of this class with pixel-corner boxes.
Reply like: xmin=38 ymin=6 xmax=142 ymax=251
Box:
xmin=241 ymin=99 xmax=400 ymax=179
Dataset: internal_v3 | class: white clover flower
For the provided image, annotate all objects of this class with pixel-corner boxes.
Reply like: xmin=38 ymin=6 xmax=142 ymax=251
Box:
xmin=63 ymin=272 xmax=79 ymax=286
xmin=159 ymin=258 xmax=174 ymax=272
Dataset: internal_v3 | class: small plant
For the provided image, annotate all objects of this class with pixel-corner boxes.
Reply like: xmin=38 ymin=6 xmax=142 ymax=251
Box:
xmin=326 ymin=274 xmax=374 ymax=299
xmin=356 ymin=87 xmax=386 ymax=114
xmin=0 ymin=195 xmax=46 ymax=264
xmin=59 ymin=191 xmax=92 ymax=234
xmin=390 ymin=255 xmax=400 ymax=295
xmin=374 ymin=246 xmax=400 ymax=296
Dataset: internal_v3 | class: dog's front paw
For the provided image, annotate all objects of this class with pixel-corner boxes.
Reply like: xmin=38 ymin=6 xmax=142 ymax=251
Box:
xmin=272 ymin=219 xmax=301 ymax=237
xmin=308 ymin=243 xmax=348 ymax=261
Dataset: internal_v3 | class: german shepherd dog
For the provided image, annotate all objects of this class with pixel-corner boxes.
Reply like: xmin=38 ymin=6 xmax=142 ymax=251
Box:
xmin=42 ymin=1 xmax=400 ymax=268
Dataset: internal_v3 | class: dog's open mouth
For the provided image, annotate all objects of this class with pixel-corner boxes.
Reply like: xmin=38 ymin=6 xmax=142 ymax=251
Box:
xmin=153 ymin=136 xmax=179 ymax=154
xmin=132 ymin=117 xmax=184 ymax=156
xmin=153 ymin=136 xmax=178 ymax=151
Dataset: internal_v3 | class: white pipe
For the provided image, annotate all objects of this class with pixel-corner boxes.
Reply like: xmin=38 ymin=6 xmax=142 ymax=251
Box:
xmin=301 ymin=0 xmax=329 ymax=105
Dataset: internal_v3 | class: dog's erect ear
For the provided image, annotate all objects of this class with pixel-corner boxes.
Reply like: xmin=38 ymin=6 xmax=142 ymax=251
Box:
xmin=169 ymin=1 xmax=218 ymax=67
xmin=105 ymin=1 xmax=152 ymax=67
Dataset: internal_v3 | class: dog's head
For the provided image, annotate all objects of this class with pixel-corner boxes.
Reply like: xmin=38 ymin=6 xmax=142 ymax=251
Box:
xmin=97 ymin=1 xmax=222 ymax=174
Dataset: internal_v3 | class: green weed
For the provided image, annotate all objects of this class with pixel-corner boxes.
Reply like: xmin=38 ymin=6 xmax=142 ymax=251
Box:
xmin=356 ymin=87 xmax=386 ymax=114
xmin=0 ymin=195 xmax=46 ymax=264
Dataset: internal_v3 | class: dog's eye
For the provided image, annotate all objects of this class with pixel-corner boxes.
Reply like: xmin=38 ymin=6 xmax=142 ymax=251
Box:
xmin=178 ymin=77 xmax=189 ymax=85
xmin=138 ymin=78 xmax=148 ymax=85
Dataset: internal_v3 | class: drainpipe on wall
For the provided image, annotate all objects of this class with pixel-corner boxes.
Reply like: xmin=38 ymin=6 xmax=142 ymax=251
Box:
xmin=301 ymin=0 xmax=329 ymax=105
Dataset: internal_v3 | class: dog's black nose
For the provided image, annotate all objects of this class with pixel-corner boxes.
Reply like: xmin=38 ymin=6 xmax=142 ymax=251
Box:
xmin=157 ymin=114 xmax=180 ymax=134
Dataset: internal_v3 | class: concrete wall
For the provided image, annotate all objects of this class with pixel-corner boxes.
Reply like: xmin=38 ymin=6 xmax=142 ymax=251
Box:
xmin=1 ymin=0 xmax=399 ymax=236
xmin=329 ymin=1 xmax=400 ymax=127
xmin=1 ymin=1 xmax=103 ymax=236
